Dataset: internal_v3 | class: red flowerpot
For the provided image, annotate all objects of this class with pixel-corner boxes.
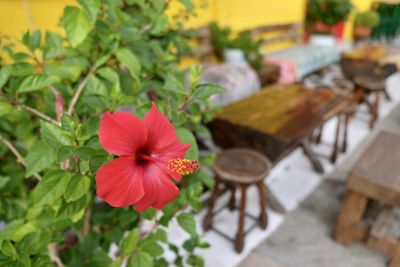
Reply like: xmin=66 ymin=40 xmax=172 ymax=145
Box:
xmin=305 ymin=20 xmax=346 ymax=42
xmin=331 ymin=21 xmax=345 ymax=40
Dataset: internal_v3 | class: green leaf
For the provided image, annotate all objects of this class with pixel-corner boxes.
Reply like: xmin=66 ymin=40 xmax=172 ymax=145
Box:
xmin=40 ymin=120 xmax=74 ymax=149
xmin=97 ymin=67 xmax=121 ymax=96
xmin=61 ymin=113 xmax=78 ymax=133
xmin=176 ymin=128 xmax=198 ymax=160
xmin=77 ymin=0 xmax=100 ymax=21
xmin=115 ymin=48 xmax=141 ymax=80
xmin=127 ymin=252 xmax=153 ymax=267
xmin=0 ymin=97 xmax=13 ymax=117
xmin=17 ymin=74 xmax=57 ymax=93
xmin=73 ymin=147 xmax=95 ymax=161
xmin=10 ymin=63 xmax=35 ymax=76
xmin=64 ymin=174 xmax=91 ymax=202
xmin=61 ymin=6 xmax=94 ymax=47
xmin=26 ymin=141 xmax=55 ymax=178
xmin=55 ymin=196 xmax=88 ymax=220
xmin=192 ymin=84 xmax=224 ymax=100
xmin=0 ymin=66 xmax=11 ymax=89
xmin=34 ymin=170 xmax=71 ymax=206
xmin=0 ymin=176 xmax=10 ymax=189
xmin=31 ymin=30 xmax=41 ymax=49
xmin=150 ymin=15 xmax=168 ymax=35
xmin=176 ymin=213 xmax=196 ymax=237
xmin=16 ymin=232 xmax=51 ymax=256
xmin=57 ymin=146 xmax=74 ymax=162
xmin=140 ymin=240 xmax=163 ymax=257
xmin=120 ymin=228 xmax=140 ymax=256
xmin=163 ymin=74 xmax=187 ymax=95
xmin=1 ymin=240 xmax=17 ymax=260
xmin=45 ymin=63 xmax=83 ymax=82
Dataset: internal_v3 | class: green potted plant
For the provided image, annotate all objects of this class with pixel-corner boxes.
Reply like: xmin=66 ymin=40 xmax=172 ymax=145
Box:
xmin=209 ymin=22 xmax=264 ymax=70
xmin=353 ymin=11 xmax=380 ymax=39
xmin=306 ymin=0 xmax=354 ymax=42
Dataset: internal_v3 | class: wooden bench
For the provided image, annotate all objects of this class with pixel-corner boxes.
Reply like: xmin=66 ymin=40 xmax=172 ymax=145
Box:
xmin=334 ymin=131 xmax=400 ymax=267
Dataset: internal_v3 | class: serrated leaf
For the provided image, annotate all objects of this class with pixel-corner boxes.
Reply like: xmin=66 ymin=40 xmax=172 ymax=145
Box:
xmin=73 ymin=147 xmax=95 ymax=161
xmin=45 ymin=63 xmax=83 ymax=82
xmin=127 ymin=252 xmax=153 ymax=267
xmin=0 ymin=97 xmax=13 ymax=117
xmin=61 ymin=6 xmax=94 ymax=47
xmin=1 ymin=240 xmax=17 ymax=259
xmin=163 ymin=74 xmax=187 ymax=95
xmin=192 ymin=84 xmax=224 ymax=100
xmin=64 ymin=174 xmax=91 ymax=202
xmin=25 ymin=141 xmax=55 ymax=178
xmin=115 ymin=48 xmax=141 ymax=80
xmin=10 ymin=63 xmax=35 ymax=76
xmin=121 ymin=228 xmax=140 ymax=256
xmin=179 ymin=0 xmax=194 ymax=11
xmin=40 ymin=120 xmax=74 ymax=149
xmin=16 ymin=232 xmax=50 ymax=256
xmin=55 ymin=196 xmax=88 ymax=220
xmin=77 ymin=0 xmax=100 ymax=21
xmin=17 ymin=74 xmax=57 ymax=93
xmin=176 ymin=128 xmax=198 ymax=160
xmin=177 ymin=212 xmax=196 ymax=237
xmin=34 ymin=170 xmax=71 ymax=206
xmin=140 ymin=240 xmax=163 ymax=257
xmin=57 ymin=146 xmax=74 ymax=162
xmin=150 ymin=15 xmax=168 ymax=35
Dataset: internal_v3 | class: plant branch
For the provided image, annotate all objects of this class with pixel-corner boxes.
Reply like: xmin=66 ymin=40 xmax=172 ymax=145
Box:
xmin=48 ymin=243 xmax=65 ymax=267
xmin=10 ymin=99 xmax=60 ymax=126
xmin=0 ymin=134 xmax=41 ymax=180
xmin=67 ymin=67 xmax=96 ymax=115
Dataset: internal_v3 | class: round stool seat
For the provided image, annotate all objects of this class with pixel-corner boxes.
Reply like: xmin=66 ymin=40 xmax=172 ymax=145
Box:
xmin=214 ymin=148 xmax=272 ymax=183
xmin=354 ymin=76 xmax=385 ymax=91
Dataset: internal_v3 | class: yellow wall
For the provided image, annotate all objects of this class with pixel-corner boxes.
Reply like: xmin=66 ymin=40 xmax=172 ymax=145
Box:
xmin=0 ymin=0 xmax=374 ymax=46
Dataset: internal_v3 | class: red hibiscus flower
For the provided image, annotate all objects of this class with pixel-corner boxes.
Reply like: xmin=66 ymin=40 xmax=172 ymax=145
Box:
xmin=95 ymin=103 xmax=199 ymax=212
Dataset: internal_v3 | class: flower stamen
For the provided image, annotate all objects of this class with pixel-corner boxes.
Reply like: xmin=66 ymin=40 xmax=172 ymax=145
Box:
xmin=168 ymin=158 xmax=199 ymax=175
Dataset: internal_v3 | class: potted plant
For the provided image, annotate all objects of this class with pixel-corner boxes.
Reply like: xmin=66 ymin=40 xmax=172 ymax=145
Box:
xmin=306 ymin=0 xmax=354 ymax=43
xmin=209 ymin=22 xmax=264 ymax=70
xmin=353 ymin=11 xmax=380 ymax=40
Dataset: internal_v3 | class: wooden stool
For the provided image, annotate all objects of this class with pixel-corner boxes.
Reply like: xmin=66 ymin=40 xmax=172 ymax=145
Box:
xmin=354 ymin=75 xmax=386 ymax=129
xmin=202 ymin=148 xmax=273 ymax=253
xmin=334 ymin=132 xmax=400 ymax=267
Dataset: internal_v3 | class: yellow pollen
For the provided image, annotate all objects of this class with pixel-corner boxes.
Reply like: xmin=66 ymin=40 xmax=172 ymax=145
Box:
xmin=167 ymin=158 xmax=199 ymax=175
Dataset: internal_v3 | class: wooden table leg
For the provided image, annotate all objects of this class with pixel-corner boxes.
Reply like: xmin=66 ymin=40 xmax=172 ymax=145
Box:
xmin=203 ymin=177 xmax=221 ymax=231
xmin=334 ymin=190 xmax=369 ymax=245
xmin=390 ymin=246 xmax=400 ymax=267
xmin=235 ymin=184 xmax=248 ymax=253
xmin=331 ymin=114 xmax=343 ymax=164
xmin=369 ymin=91 xmax=381 ymax=129
xmin=257 ymin=182 xmax=268 ymax=229
xmin=301 ymin=139 xmax=324 ymax=174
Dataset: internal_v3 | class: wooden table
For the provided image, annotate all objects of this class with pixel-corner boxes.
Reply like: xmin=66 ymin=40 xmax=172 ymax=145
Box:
xmin=209 ymin=83 xmax=353 ymax=173
xmin=342 ymin=44 xmax=400 ymax=69
xmin=334 ymin=131 xmax=400 ymax=267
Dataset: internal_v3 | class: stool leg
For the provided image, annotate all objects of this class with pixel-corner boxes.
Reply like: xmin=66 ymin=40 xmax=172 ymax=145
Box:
xmin=235 ymin=184 xmax=248 ymax=253
xmin=257 ymin=182 xmax=268 ymax=229
xmin=369 ymin=91 xmax=381 ymax=129
xmin=390 ymin=246 xmax=400 ymax=267
xmin=334 ymin=190 xmax=368 ymax=245
xmin=342 ymin=111 xmax=351 ymax=153
xmin=331 ymin=115 xmax=343 ymax=164
xmin=228 ymin=185 xmax=236 ymax=211
xmin=202 ymin=177 xmax=220 ymax=231
xmin=384 ymin=88 xmax=392 ymax=102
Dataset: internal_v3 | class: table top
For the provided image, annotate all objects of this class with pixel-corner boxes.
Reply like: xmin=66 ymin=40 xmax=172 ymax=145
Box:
xmin=342 ymin=44 xmax=400 ymax=67
xmin=348 ymin=131 xmax=400 ymax=206
xmin=209 ymin=83 xmax=351 ymax=162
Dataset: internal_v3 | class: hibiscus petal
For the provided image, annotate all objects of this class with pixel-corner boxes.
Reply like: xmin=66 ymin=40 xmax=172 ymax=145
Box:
xmin=134 ymin=163 xmax=179 ymax=212
xmin=99 ymin=112 xmax=147 ymax=156
xmin=143 ymin=103 xmax=177 ymax=150
xmin=96 ymin=157 xmax=144 ymax=207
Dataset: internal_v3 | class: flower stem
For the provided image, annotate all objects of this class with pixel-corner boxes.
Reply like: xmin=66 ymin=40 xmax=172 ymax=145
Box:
xmin=0 ymin=134 xmax=42 ymax=180
xmin=67 ymin=67 xmax=96 ymax=115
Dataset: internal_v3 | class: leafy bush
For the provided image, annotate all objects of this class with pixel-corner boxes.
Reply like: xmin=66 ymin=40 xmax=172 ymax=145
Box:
xmin=209 ymin=22 xmax=264 ymax=70
xmin=354 ymin=11 xmax=380 ymax=29
xmin=0 ymin=0 xmax=223 ymax=266
xmin=306 ymin=0 xmax=353 ymax=26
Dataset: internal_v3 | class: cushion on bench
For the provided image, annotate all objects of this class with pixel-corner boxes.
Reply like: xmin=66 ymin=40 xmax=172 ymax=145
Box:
xmin=265 ymin=45 xmax=340 ymax=83
xmin=201 ymin=64 xmax=261 ymax=106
